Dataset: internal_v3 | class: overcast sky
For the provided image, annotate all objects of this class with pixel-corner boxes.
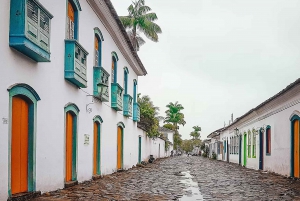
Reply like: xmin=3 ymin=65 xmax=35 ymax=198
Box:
xmin=111 ymin=0 xmax=300 ymax=140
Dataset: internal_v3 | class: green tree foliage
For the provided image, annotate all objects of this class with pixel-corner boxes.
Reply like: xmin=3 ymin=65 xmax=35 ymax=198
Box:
xmin=190 ymin=126 xmax=201 ymax=140
xmin=181 ymin=140 xmax=194 ymax=153
xmin=119 ymin=0 xmax=162 ymax=51
xmin=164 ymin=102 xmax=186 ymax=150
xmin=137 ymin=94 xmax=160 ymax=138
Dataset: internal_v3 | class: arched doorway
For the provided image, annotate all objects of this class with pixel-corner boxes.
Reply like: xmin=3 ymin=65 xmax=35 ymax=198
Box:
xmin=93 ymin=116 xmax=103 ymax=175
xmin=117 ymin=126 xmax=123 ymax=170
xmin=291 ymin=114 xmax=300 ymax=178
xmin=259 ymin=128 xmax=264 ymax=170
xmin=11 ymin=96 xmax=30 ymax=194
xmin=243 ymin=133 xmax=247 ymax=166
xmin=8 ymin=83 xmax=40 ymax=195
xmin=65 ymin=104 xmax=79 ymax=183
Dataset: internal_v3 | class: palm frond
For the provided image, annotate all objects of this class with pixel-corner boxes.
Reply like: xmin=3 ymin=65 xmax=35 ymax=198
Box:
xmin=119 ymin=16 xmax=134 ymax=28
xmin=143 ymin=12 xmax=158 ymax=22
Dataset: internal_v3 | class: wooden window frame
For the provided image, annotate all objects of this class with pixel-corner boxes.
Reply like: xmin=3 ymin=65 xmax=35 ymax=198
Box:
xmin=266 ymin=126 xmax=271 ymax=155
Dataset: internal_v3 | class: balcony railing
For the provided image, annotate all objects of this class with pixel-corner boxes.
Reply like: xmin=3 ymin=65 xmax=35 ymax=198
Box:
xmin=65 ymin=40 xmax=89 ymax=88
xmin=111 ymin=83 xmax=123 ymax=111
xmin=123 ymin=94 xmax=133 ymax=117
xmin=93 ymin=66 xmax=110 ymax=102
xmin=133 ymin=103 xmax=140 ymax=122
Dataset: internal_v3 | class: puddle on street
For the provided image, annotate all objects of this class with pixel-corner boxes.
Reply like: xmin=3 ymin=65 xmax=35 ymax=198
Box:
xmin=179 ymin=171 xmax=204 ymax=201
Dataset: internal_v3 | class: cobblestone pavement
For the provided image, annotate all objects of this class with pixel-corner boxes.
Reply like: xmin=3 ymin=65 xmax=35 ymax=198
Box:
xmin=31 ymin=156 xmax=300 ymax=201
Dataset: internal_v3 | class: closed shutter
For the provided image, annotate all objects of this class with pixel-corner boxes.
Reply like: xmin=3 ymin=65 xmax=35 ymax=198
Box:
xmin=26 ymin=0 xmax=38 ymax=42
xmin=39 ymin=9 xmax=50 ymax=49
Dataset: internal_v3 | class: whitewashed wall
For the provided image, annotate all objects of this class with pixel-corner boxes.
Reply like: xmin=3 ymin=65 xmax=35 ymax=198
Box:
xmin=217 ymin=87 xmax=300 ymax=177
xmin=0 ymin=0 xmax=167 ymax=200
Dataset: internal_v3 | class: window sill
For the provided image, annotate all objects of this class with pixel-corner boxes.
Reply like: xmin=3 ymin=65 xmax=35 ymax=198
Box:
xmin=266 ymin=153 xmax=271 ymax=156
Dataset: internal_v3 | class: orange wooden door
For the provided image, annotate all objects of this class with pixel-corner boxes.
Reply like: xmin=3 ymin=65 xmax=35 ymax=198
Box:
xmin=11 ymin=96 xmax=29 ymax=194
xmin=117 ymin=127 xmax=122 ymax=169
xmin=66 ymin=112 xmax=73 ymax=182
xmin=93 ymin=122 xmax=98 ymax=175
xmin=294 ymin=120 xmax=300 ymax=178
xmin=68 ymin=1 xmax=75 ymax=22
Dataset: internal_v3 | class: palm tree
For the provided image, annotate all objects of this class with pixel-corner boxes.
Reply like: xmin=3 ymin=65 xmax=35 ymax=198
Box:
xmin=164 ymin=102 xmax=186 ymax=149
xmin=119 ymin=0 xmax=162 ymax=51
xmin=190 ymin=126 xmax=201 ymax=139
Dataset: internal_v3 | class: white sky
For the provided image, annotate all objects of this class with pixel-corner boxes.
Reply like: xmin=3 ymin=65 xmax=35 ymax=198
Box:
xmin=111 ymin=0 xmax=300 ymax=140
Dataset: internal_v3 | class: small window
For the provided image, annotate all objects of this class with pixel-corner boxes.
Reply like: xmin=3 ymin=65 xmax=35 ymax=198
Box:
xmin=248 ymin=131 xmax=251 ymax=157
xmin=266 ymin=127 xmax=271 ymax=155
xmin=66 ymin=1 xmax=75 ymax=39
xmin=252 ymin=130 xmax=256 ymax=157
xmin=112 ymin=58 xmax=116 ymax=83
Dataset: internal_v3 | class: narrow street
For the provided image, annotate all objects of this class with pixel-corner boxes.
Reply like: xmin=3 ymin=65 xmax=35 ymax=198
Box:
xmin=32 ymin=156 xmax=300 ymax=201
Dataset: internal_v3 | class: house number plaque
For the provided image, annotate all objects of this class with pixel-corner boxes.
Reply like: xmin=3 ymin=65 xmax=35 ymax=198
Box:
xmin=84 ymin=134 xmax=90 ymax=145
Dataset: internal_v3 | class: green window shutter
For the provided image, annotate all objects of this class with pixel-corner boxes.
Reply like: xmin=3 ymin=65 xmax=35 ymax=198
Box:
xmin=26 ymin=0 xmax=39 ymax=43
xmin=39 ymin=9 xmax=50 ymax=51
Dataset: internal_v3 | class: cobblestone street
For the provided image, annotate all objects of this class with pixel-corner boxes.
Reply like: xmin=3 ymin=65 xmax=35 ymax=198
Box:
xmin=32 ymin=156 xmax=300 ymax=201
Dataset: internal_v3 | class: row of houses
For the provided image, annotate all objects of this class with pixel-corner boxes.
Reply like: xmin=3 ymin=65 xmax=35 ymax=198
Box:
xmin=206 ymin=78 xmax=300 ymax=177
xmin=0 ymin=0 xmax=173 ymax=200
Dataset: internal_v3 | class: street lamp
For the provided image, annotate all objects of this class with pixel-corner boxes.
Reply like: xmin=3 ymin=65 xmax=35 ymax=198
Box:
xmin=97 ymin=82 xmax=108 ymax=101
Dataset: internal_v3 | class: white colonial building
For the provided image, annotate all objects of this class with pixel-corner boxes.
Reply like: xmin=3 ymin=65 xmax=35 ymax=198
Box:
xmin=158 ymin=127 xmax=175 ymax=156
xmin=0 ymin=0 xmax=166 ymax=200
xmin=207 ymin=79 xmax=300 ymax=177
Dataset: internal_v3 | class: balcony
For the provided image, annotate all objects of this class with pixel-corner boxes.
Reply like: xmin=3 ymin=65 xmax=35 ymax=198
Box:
xmin=111 ymin=83 xmax=123 ymax=111
xmin=123 ymin=94 xmax=133 ymax=117
xmin=9 ymin=0 xmax=53 ymax=62
xmin=93 ymin=66 xmax=110 ymax=102
xmin=133 ymin=103 xmax=140 ymax=122
xmin=65 ymin=40 xmax=89 ymax=88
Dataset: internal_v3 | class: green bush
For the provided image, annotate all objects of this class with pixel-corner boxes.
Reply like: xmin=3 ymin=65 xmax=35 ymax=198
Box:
xmin=212 ymin=152 xmax=217 ymax=160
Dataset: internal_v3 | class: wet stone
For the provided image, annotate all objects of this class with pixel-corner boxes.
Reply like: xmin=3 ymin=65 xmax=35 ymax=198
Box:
xmin=30 ymin=156 xmax=300 ymax=201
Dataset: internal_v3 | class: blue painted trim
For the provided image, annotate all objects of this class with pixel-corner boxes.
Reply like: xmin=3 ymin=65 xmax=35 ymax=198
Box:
xmin=133 ymin=79 xmax=137 ymax=85
xmin=117 ymin=122 xmax=125 ymax=128
xmin=93 ymin=115 xmax=103 ymax=123
xmin=133 ymin=81 xmax=137 ymax=103
xmin=138 ymin=136 xmax=142 ymax=163
xmin=259 ymin=128 xmax=264 ymax=170
xmin=124 ymin=68 xmax=128 ymax=94
xmin=266 ymin=125 xmax=271 ymax=155
xmin=111 ymin=51 xmax=119 ymax=61
xmin=94 ymin=27 xmax=104 ymax=41
xmin=64 ymin=103 xmax=80 ymax=114
xmin=8 ymin=83 xmax=41 ymax=101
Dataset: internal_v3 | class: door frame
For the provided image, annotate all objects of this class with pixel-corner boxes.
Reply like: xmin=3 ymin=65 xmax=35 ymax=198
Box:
xmin=243 ymin=133 xmax=247 ymax=166
xmin=138 ymin=136 xmax=142 ymax=163
xmin=8 ymin=84 xmax=40 ymax=196
xmin=239 ymin=135 xmax=242 ymax=165
xmin=117 ymin=122 xmax=125 ymax=170
xmin=259 ymin=128 xmax=264 ymax=170
xmin=93 ymin=115 xmax=103 ymax=175
xmin=64 ymin=103 xmax=79 ymax=182
xmin=226 ymin=138 xmax=229 ymax=162
xmin=291 ymin=114 xmax=300 ymax=177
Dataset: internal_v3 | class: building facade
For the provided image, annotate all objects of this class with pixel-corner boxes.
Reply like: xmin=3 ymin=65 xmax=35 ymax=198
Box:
xmin=207 ymin=79 xmax=300 ymax=177
xmin=0 ymin=0 xmax=166 ymax=199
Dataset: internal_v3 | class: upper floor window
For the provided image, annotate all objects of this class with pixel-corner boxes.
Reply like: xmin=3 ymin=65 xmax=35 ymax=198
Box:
xmin=66 ymin=0 xmax=81 ymax=40
xmin=124 ymin=68 xmax=129 ymax=94
xmin=252 ymin=130 xmax=256 ymax=157
xmin=266 ymin=126 xmax=271 ymax=155
xmin=248 ymin=130 xmax=251 ymax=157
xmin=111 ymin=52 xmax=119 ymax=83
